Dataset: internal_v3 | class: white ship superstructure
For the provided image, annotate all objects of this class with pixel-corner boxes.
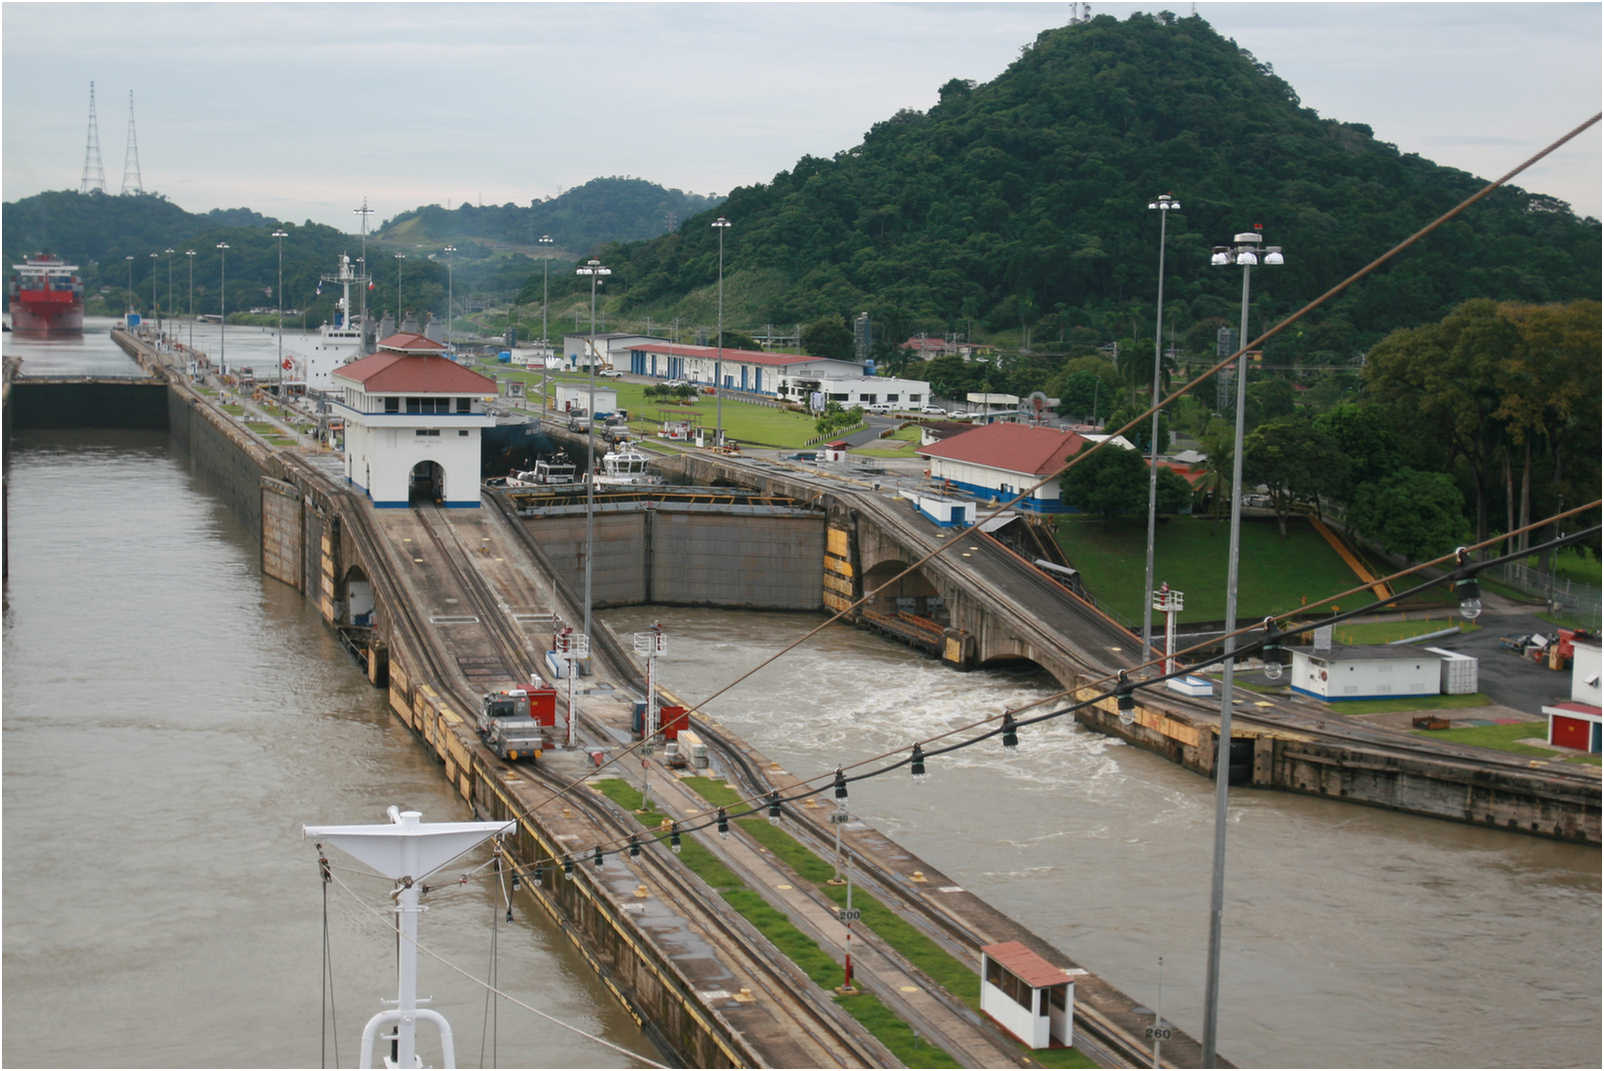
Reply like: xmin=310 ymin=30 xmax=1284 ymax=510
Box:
xmin=285 ymin=253 xmax=368 ymax=391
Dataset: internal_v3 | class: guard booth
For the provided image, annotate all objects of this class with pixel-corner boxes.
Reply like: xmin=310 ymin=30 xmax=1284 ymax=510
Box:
xmin=980 ymin=941 xmax=1075 ymax=1049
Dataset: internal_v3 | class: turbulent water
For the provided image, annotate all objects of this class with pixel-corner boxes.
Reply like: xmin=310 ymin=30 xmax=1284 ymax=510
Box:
xmin=2 ymin=322 xmax=653 ymax=1068
xmin=601 ymin=605 xmax=1603 ymax=1069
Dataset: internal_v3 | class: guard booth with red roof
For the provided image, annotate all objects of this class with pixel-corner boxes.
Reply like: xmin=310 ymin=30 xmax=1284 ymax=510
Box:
xmin=979 ymin=940 xmax=1076 ymax=1049
xmin=331 ymin=332 xmax=497 ymax=508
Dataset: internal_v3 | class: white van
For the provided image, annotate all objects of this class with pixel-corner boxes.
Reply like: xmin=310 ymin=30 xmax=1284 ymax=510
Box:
xmin=866 ymin=402 xmax=895 ymax=413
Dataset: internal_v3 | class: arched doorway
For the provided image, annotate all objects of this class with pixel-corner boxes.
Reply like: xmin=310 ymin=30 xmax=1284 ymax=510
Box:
xmin=341 ymin=565 xmax=375 ymax=626
xmin=408 ymin=460 xmax=444 ymax=504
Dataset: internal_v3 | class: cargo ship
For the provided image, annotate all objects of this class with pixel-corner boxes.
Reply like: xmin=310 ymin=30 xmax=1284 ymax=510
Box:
xmin=8 ymin=255 xmax=85 ymax=336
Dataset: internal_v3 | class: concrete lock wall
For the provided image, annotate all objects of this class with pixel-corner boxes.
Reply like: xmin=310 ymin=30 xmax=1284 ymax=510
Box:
xmin=521 ymin=510 xmax=824 ymax=610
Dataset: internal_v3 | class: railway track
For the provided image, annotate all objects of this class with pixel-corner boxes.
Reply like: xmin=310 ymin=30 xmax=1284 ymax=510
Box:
xmin=367 ymin=497 xmax=888 ymax=1067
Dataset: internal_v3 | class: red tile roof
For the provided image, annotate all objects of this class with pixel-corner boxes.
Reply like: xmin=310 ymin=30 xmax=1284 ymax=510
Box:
xmin=376 ymin=331 xmax=447 ymax=354
xmin=983 ymin=941 xmax=1073 ymax=990
xmin=631 ymin=342 xmax=842 ymax=369
xmin=916 ymin=423 xmax=1088 ymax=476
xmin=1547 ymin=701 xmax=1602 ymax=718
xmin=333 ymin=352 xmax=496 ymax=393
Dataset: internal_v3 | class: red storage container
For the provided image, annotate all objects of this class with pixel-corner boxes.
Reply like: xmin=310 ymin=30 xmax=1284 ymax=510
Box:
xmin=659 ymin=705 xmax=689 ymax=740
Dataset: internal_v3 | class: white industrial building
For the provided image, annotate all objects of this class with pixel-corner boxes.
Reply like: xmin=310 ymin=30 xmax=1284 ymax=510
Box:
xmin=331 ymin=332 xmax=496 ymax=508
xmin=1288 ymin=645 xmax=1440 ymax=701
xmin=623 ymin=341 xmax=931 ymax=407
xmin=564 ymin=332 xmax=657 ymax=370
xmin=916 ymin=423 xmax=1097 ymax=512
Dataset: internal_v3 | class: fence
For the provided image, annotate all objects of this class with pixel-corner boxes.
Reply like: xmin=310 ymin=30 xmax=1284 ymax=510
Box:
xmin=1494 ymin=561 xmax=1602 ymax=620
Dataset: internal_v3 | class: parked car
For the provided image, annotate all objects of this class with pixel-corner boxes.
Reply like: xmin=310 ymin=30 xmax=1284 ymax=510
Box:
xmin=866 ymin=402 xmax=895 ymax=413
xmin=921 ymin=405 xmax=946 ymax=416
xmin=596 ymin=367 xmax=623 ymax=378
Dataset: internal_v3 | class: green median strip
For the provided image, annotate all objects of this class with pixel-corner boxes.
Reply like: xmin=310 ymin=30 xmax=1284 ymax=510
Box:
xmin=592 ymin=778 xmax=960 ymax=1067
xmin=677 ymin=776 xmax=1093 ymax=1066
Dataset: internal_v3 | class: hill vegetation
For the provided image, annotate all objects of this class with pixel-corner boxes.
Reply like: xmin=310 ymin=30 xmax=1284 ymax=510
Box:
xmin=575 ymin=12 xmax=1597 ymax=375
xmin=376 ymin=177 xmax=718 ymax=255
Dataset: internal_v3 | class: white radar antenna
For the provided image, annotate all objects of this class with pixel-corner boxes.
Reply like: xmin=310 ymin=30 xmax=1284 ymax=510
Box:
xmin=304 ymin=807 xmax=513 ymax=1069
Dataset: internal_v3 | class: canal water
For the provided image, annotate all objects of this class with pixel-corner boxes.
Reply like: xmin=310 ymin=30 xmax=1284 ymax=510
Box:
xmin=2 ymin=322 xmax=654 ymax=1068
xmin=600 ymin=605 xmax=1603 ymax=1069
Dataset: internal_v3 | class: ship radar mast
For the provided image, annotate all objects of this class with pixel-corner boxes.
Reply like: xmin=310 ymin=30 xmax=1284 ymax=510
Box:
xmin=304 ymin=808 xmax=513 ymax=1070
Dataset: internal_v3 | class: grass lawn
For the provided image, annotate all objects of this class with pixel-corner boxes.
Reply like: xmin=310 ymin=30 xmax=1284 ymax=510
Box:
xmin=1332 ymin=619 xmax=1475 ymax=645
xmin=591 ymin=778 xmax=962 ymax=1067
xmin=1409 ymin=720 xmax=1560 ymax=758
xmin=1526 ymin=546 xmax=1602 ymax=586
xmin=853 ymin=427 xmax=921 ymax=459
xmin=1330 ymin=692 xmax=1491 ymax=715
xmin=470 ymin=362 xmax=825 ymax=449
xmin=1055 ymin=515 xmax=1378 ymax=623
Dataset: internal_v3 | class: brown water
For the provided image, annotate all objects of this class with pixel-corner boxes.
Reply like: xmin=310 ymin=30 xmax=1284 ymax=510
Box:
xmin=2 ymin=323 xmax=656 ymax=1068
xmin=603 ymin=605 xmax=1603 ymax=1068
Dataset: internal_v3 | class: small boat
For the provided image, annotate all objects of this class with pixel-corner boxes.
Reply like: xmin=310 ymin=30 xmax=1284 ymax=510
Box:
xmin=592 ymin=445 xmax=663 ymax=487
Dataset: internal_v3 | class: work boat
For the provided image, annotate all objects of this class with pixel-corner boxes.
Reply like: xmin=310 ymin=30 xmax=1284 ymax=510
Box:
xmin=304 ymin=808 xmax=513 ymax=1069
xmin=592 ymin=444 xmax=663 ymax=487
xmin=283 ymin=253 xmax=370 ymax=391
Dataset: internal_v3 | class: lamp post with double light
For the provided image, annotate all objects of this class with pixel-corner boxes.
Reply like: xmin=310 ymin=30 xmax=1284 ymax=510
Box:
xmin=711 ymin=216 xmax=730 ymax=447
xmin=575 ymin=258 xmax=611 ymax=653
xmin=1201 ymin=226 xmax=1282 ymax=1066
xmin=164 ymin=248 xmax=174 ymax=340
xmin=442 ymin=245 xmax=455 ymax=352
xmin=540 ymin=234 xmax=553 ymax=413
xmin=216 ymin=242 xmax=230 ymax=376
xmin=394 ymin=253 xmax=405 ymax=327
xmin=185 ymin=250 xmax=195 ymax=355
xmin=149 ymin=253 xmax=158 ymax=330
xmin=1141 ymin=193 xmax=1180 ymax=670
xmin=124 ymin=255 xmax=134 ymax=320
xmin=272 ymin=228 xmax=287 ymax=390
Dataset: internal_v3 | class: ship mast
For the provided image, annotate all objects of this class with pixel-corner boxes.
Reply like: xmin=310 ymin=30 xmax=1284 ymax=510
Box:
xmin=304 ymin=808 xmax=512 ymax=1069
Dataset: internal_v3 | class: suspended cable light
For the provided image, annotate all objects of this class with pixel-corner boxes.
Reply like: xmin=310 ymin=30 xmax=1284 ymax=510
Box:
xmin=669 ymin=822 xmax=682 ymax=854
xmin=767 ymin=792 xmax=782 ymax=825
xmin=593 ymin=845 xmax=604 ymax=868
xmin=1260 ymin=616 xmax=1288 ymax=681
xmin=1452 ymin=546 xmax=1484 ymax=621
xmin=628 ymin=834 xmax=641 ymax=858
xmin=716 ymin=808 xmax=730 ymax=838
xmin=562 ymin=857 xmax=575 ymax=878
xmin=1001 ymin=712 xmax=1019 ymax=748
xmin=833 ymin=768 xmax=848 ymax=801
xmin=1116 ymin=670 xmax=1137 ymax=725
xmin=910 ymin=743 xmax=926 ymax=782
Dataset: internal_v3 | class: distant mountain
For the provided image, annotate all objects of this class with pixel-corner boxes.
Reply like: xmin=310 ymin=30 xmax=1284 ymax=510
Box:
xmin=376 ymin=177 xmax=719 ymax=256
xmin=579 ymin=11 xmax=1599 ymax=365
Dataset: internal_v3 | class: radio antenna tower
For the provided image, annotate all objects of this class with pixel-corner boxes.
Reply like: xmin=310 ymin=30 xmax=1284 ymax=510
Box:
xmin=80 ymin=82 xmax=107 ymax=193
xmin=120 ymin=90 xmax=144 ymax=195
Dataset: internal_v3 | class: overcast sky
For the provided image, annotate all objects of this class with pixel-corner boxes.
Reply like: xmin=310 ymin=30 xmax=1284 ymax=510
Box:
xmin=3 ymin=2 xmax=1600 ymax=232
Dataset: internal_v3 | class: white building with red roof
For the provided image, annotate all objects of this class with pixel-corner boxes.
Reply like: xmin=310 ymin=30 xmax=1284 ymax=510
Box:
xmin=916 ymin=423 xmax=1095 ymax=512
xmin=331 ymin=332 xmax=497 ymax=508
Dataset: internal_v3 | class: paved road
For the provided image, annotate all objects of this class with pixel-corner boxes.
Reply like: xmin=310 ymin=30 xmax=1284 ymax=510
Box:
xmin=1424 ymin=608 xmax=1585 ymax=711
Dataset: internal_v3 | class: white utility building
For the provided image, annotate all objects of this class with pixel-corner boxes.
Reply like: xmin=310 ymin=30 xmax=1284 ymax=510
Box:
xmin=916 ymin=423 xmax=1098 ymax=512
xmin=564 ymin=332 xmax=657 ymax=370
xmin=331 ymin=332 xmax=496 ymax=508
xmin=1289 ymin=645 xmax=1440 ymax=701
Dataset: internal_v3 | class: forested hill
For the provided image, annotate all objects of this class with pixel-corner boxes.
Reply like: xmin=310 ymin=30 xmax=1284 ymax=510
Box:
xmin=592 ymin=11 xmax=1599 ymax=362
xmin=376 ymin=177 xmax=718 ymax=255
xmin=1 ymin=191 xmax=272 ymax=273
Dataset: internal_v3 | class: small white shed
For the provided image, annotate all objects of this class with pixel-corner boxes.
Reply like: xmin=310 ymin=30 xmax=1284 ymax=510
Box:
xmin=979 ymin=941 xmax=1075 ymax=1050
xmin=1290 ymin=645 xmax=1441 ymax=701
xmin=553 ymin=382 xmax=617 ymax=416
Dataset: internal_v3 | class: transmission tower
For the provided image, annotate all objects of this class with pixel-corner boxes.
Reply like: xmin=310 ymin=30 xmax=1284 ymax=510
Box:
xmin=120 ymin=90 xmax=144 ymax=195
xmin=80 ymin=82 xmax=106 ymax=193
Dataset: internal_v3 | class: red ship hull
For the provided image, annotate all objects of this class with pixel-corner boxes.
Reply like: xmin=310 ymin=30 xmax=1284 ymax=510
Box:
xmin=9 ymin=291 xmax=85 ymax=336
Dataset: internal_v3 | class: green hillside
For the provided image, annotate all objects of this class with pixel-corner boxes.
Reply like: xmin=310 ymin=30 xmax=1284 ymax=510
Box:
xmin=579 ymin=12 xmax=1598 ymax=368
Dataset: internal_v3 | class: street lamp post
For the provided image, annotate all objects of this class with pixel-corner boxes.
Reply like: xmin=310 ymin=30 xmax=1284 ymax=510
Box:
xmin=394 ymin=253 xmax=406 ymax=328
xmin=1141 ymin=193 xmax=1180 ymax=670
xmin=185 ymin=250 xmax=195 ymax=354
xmin=216 ymin=242 xmax=230 ymax=376
xmin=124 ymin=255 xmax=134 ymax=320
xmin=539 ymin=234 xmax=553 ymax=414
xmin=575 ymin=258 xmax=611 ymax=653
xmin=164 ymin=248 xmax=174 ymax=341
xmin=272 ymin=228 xmax=288 ymax=391
xmin=711 ymin=216 xmax=731 ymax=447
xmin=150 ymin=253 xmax=159 ymax=329
xmin=442 ymin=245 xmax=455 ymax=352
xmin=1201 ymin=226 xmax=1282 ymax=1066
